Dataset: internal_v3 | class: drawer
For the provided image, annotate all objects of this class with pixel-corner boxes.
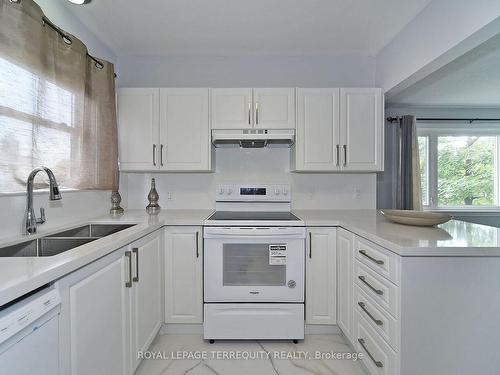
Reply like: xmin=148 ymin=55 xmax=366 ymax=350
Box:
xmin=354 ymin=310 xmax=399 ymax=375
xmin=354 ymin=260 xmax=399 ymax=318
xmin=355 ymin=236 xmax=400 ymax=285
xmin=353 ymin=284 xmax=399 ymax=351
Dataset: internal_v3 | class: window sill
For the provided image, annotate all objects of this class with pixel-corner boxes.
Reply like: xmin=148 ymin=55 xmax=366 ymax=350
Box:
xmin=424 ymin=207 xmax=500 ymax=216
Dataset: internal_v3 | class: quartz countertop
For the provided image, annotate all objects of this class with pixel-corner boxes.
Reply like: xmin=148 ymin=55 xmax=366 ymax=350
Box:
xmin=293 ymin=209 xmax=500 ymax=257
xmin=2 ymin=208 xmax=500 ymax=307
xmin=0 ymin=209 xmax=213 ymax=306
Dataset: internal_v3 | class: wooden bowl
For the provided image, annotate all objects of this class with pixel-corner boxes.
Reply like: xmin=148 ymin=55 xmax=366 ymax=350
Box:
xmin=380 ymin=209 xmax=452 ymax=227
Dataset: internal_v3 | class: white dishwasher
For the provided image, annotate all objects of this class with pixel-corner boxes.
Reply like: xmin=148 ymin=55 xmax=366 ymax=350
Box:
xmin=0 ymin=286 xmax=61 ymax=375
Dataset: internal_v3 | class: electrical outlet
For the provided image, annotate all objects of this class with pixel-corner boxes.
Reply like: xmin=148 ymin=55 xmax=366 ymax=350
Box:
xmin=354 ymin=188 xmax=361 ymax=199
xmin=167 ymin=192 xmax=172 ymax=200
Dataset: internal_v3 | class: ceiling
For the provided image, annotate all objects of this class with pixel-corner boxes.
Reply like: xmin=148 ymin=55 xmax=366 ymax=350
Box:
xmin=62 ymin=0 xmax=432 ymax=57
xmin=388 ymin=32 xmax=500 ymax=107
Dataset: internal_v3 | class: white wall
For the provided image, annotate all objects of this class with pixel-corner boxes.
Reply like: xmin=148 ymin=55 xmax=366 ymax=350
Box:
xmin=35 ymin=0 xmax=116 ymax=63
xmin=123 ymin=148 xmax=377 ymax=211
xmin=376 ymin=0 xmax=500 ymax=94
xmin=116 ymin=55 xmax=376 ymax=87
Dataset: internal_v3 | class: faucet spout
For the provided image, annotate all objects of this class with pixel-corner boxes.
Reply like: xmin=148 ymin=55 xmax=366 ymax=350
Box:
xmin=24 ymin=167 xmax=62 ymax=235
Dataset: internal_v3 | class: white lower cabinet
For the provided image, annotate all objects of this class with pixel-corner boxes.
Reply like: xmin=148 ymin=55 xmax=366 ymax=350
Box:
xmin=337 ymin=228 xmax=354 ymax=341
xmin=305 ymin=228 xmax=337 ymax=325
xmin=63 ymin=250 xmax=130 ymax=375
xmin=164 ymin=226 xmax=203 ymax=323
xmin=129 ymin=232 xmax=163 ymax=373
xmin=58 ymin=229 xmax=163 ymax=375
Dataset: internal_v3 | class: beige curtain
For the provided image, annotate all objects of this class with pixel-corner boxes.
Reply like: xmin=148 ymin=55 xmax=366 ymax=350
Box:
xmin=0 ymin=0 xmax=118 ymax=192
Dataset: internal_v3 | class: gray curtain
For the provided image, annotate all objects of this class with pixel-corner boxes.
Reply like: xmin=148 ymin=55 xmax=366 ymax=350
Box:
xmin=0 ymin=0 xmax=118 ymax=192
xmin=396 ymin=115 xmax=422 ymax=210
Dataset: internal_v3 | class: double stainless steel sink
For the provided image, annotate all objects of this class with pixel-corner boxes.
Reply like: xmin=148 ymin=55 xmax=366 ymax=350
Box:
xmin=0 ymin=224 xmax=136 ymax=258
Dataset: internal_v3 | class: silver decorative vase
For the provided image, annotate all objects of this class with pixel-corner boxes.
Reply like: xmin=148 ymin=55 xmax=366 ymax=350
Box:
xmin=110 ymin=191 xmax=124 ymax=216
xmin=146 ymin=178 xmax=161 ymax=215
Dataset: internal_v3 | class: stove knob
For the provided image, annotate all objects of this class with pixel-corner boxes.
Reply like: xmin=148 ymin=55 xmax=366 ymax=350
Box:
xmin=282 ymin=188 xmax=289 ymax=195
xmin=274 ymin=189 xmax=280 ymax=195
xmin=218 ymin=187 xmax=225 ymax=195
xmin=226 ymin=188 xmax=233 ymax=195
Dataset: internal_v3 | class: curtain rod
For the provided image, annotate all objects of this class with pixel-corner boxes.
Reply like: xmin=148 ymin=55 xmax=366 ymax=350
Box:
xmin=387 ymin=116 xmax=500 ymax=124
xmin=41 ymin=16 xmax=117 ymax=78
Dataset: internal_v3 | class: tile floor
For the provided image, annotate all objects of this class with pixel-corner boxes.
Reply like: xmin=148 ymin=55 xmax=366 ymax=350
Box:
xmin=136 ymin=333 xmax=367 ymax=375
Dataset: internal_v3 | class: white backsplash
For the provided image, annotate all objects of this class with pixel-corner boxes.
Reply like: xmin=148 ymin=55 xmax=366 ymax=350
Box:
xmin=122 ymin=148 xmax=376 ymax=211
xmin=0 ymin=190 xmax=111 ymax=239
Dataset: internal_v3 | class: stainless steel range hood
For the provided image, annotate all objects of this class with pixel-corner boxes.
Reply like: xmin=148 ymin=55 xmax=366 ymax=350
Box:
xmin=211 ymin=129 xmax=295 ymax=148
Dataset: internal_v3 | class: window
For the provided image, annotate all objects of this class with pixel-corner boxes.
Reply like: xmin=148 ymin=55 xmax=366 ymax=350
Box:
xmin=418 ymin=123 xmax=500 ymax=210
xmin=0 ymin=57 xmax=76 ymax=192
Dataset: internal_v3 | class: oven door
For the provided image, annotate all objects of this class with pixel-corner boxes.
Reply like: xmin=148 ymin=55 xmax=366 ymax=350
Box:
xmin=204 ymin=226 xmax=305 ymax=302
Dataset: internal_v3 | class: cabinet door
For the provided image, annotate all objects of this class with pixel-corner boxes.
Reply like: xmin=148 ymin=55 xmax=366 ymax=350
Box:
xmin=295 ymin=89 xmax=341 ymax=171
xmin=117 ymin=88 xmax=160 ymax=171
xmin=337 ymin=228 xmax=355 ymax=344
xmin=69 ymin=255 xmax=129 ymax=375
xmin=159 ymin=89 xmax=211 ymax=171
xmin=211 ymin=88 xmax=253 ymax=129
xmin=253 ymin=88 xmax=295 ymax=129
xmin=164 ymin=227 xmax=203 ymax=323
xmin=130 ymin=233 xmax=163 ymax=373
xmin=340 ymin=88 xmax=383 ymax=171
xmin=306 ymin=228 xmax=337 ymax=325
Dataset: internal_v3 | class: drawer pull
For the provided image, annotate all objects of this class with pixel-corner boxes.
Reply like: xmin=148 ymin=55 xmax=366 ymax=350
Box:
xmin=358 ymin=302 xmax=383 ymax=326
xmin=358 ymin=338 xmax=384 ymax=368
xmin=358 ymin=275 xmax=384 ymax=295
xmin=359 ymin=249 xmax=384 ymax=265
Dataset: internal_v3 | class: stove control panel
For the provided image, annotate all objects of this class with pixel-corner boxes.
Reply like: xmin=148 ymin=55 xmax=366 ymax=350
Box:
xmin=216 ymin=184 xmax=291 ymax=202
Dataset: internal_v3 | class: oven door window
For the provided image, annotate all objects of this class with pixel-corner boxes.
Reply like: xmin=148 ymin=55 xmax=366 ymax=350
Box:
xmin=223 ymin=243 xmax=286 ymax=286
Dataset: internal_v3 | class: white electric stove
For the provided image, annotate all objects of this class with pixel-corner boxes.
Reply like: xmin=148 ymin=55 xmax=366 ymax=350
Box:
xmin=203 ymin=184 xmax=305 ymax=342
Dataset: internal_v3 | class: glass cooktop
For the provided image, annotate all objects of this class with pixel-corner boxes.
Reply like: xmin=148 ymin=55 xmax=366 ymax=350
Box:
xmin=207 ymin=211 xmax=301 ymax=221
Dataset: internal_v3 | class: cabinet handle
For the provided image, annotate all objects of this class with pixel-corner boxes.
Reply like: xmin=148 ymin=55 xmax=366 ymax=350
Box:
xmin=248 ymin=102 xmax=252 ymax=125
xmin=153 ymin=144 xmax=157 ymax=166
xmin=358 ymin=275 xmax=384 ymax=295
xmin=308 ymin=232 xmax=312 ymax=258
xmin=359 ymin=250 xmax=384 ymax=265
xmin=132 ymin=247 xmax=139 ymax=282
xmin=196 ymin=231 xmax=200 ymax=258
xmin=336 ymin=145 xmax=340 ymax=166
xmin=358 ymin=338 xmax=384 ymax=368
xmin=160 ymin=144 xmax=164 ymax=167
xmin=255 ymin=102 xmax=259 ymax=125
xmin=125 ymin=251 xmax=132 ymax=288
xmin=358 ymin=302 xmax=383 ymax=326
xmin=343 ymin=144 xmax=347 ymax=167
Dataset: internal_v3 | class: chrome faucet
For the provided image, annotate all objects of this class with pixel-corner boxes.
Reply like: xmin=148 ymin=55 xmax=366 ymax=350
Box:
xmin=24 ymin=167 xmax=62 ymax=235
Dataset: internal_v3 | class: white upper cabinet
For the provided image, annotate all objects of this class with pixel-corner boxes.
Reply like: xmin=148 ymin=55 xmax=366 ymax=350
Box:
xmin=211 ymin=88 xmax=295 ymax=130
xmin=118 ymin=88 xmax=212 ymax=172
xmin=295 ymin=88 xmax=341 ymax=171
xmin=118 ymin=88 xmax=160 ymax=171
xmin=340 ymin=88 xmax=384 ymax=171
xmin=253 ymin=88 xmax=295 ymax=129
xmin=159 ymin=89 xmax=211 ymax=171
xmin=211 ymin=88 xmax=253 ymax=129
xmin=294 ymin=87 xmax=383 ymax=172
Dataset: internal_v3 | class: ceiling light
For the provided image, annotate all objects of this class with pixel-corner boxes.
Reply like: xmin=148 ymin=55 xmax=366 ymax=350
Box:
xmin=67 ymin=0 xmax=91 ymax=4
